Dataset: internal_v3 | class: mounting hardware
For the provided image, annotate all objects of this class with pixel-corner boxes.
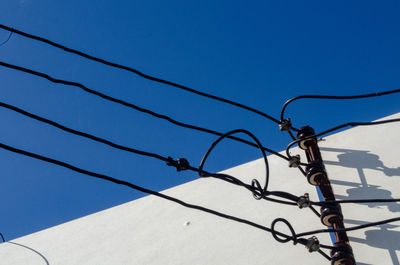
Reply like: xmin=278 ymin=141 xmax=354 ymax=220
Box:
xmin=296 ymin=126 xmax=317 ymax=150
xmin=288 ymin=154 xmax=301 ymax=168
xmin=320 ymin=206 xmax=343 ymax=227
xmin=279 ymin=118 xmax=292 ymax=131
xmin=167 ymin=157 xmax=190 ymax=172
xmin=305 ymin=236 xmax=320 ymax=253
xmin=306 ymin=163 xmax=326 ymax=186
xmin=297 ymin=193 xmax=311 ymax=209
xmin=330 ymin=242 xmax=355 ymax=265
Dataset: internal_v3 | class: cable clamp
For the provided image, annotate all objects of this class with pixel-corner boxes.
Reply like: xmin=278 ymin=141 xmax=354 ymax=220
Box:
xmin=279 ymin=118 xmax=292 ymax=131
xmin=167 ymin=157 xmax=190 ymax=172
xmin=288 ymin=154 xmax=301 ymax=168
xmin=297 ymin=193 xmax=311 ymax=209
xmin=305 ymin=236 xmax=320 ymax=253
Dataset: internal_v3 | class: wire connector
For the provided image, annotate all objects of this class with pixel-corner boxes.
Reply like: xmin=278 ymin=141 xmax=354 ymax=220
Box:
xmin=305 ymin=236 xmax=320 ymax=253
xmin=167 ymin=157 xmax=190 ymax=172
xmin=279 ymin=118 xmax=292 ymax=131
xmin=288 ymin=154 xmax=301 ymax=168
xmin=297 ymin=193 xmax=311 ymax=209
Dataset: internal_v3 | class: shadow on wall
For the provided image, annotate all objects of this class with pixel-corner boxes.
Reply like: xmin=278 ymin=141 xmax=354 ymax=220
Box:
xmin=7 ymin=241 xmax=50 ymax=265
xmin=345 ymin=219 xmax=400 ymax=265
xmin=320 ymin=147 xmax=400 ymax=212
xmin=319 ymin=147 xmax=400 ymax=265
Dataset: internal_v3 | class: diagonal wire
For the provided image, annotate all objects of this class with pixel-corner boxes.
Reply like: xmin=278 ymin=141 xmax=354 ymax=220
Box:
xmin=0 ymin=60 xmax=289 ymax=162
xmin=0 ymin=140 xmax=297 ymax=243
xmin=2 ymin=100 xmax=397 ymax=207
xmin=0 ymin=24 xmax=281 ymax=125
xmin=0 ymin=100 xmax=298 ymax=206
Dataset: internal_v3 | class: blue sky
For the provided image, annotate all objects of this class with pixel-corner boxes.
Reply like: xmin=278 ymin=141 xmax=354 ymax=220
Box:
xmin=0 ymin=0 xmax=399 ymax=240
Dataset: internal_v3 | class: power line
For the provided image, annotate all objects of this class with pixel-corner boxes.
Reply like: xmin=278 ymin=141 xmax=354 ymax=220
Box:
xmin=0 ymin=24 xmax=281 ymax=125
xmin=280 ymin=90 xmax=400 ymax=130
xmin=2 ymin=99 xmax=396 ymax=209
xmin=0 ymin=60 xmax=290 ymax=162
xmin=296 ymin=217 xmax=400 ymax=238
xmin=0 ymin=101 xmax=171 ymax=163
xmin=0 ymin=140 xmax=316 ymax=251
xmin=8 ymin=139 xmax=395 ymax=262
xmin=0 ymin=100 xmax=300 ymax=206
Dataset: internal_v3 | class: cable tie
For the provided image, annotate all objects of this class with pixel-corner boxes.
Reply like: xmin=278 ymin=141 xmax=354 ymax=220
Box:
xmin=279 ymin=118 xmax=292 ymax=131
xmin=167 ymin=157 xmax=190 ymax=172
xmin=297 ymin=193 xmax=311 ymax=209
xmin=305 ymin=236 xmax=320 ymax=253
xmin=288 ymin=154 xmax=301 ymax=168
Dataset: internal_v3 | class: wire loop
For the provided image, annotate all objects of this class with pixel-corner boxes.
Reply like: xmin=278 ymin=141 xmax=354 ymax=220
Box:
xmin=199 ymin=129 xmax=269 ymax=193
xmin=271 ymin=218 xmax=298 ymax=244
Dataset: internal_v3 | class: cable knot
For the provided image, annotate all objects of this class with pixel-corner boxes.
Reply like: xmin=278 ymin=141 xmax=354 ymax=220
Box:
xmin=297 ymin=193 xmax=311 ymax=209
xmin=279 ymin=118 xmax=292 ymax=131
xmin=305 ymin=236 xmax=320 ymax=253
xmin=288 ymin=154 xmax=301 ymax=168
xmin=167 ymin=157 xmax=190 ymax=172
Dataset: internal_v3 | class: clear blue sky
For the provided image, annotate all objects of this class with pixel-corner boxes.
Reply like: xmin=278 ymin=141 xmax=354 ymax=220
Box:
xmin=0 ymin=0 xmax=399 ymax=240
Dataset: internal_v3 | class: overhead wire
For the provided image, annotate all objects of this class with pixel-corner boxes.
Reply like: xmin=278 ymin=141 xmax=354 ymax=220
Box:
xmin=199 ymin=129 xmax=270 ymax=198
xmin=0 ymin=60 xmax=290 ymax=163
xmin=0 ymin=139 xmax=332 ymax=260
xmin=0 ymin=24 xmax=281 ymax=125
xmin=2 ymin=23 xmax=400 ymax=262
xmin=296 ymin=217 xmax=400 ymax=238
xmin=0 ymin=100 xmax=299 ymax=206
xmin=280 ymin=89 xmax=400 ymax=131
xmin=8 ymin=139 xmax=396 ymax=261
xmin=1 ymin=99 xmax=397 ymax=208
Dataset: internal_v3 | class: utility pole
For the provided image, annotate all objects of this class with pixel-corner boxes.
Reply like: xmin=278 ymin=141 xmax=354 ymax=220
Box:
xmin=297 ymin=126 xmax=355 ymax=265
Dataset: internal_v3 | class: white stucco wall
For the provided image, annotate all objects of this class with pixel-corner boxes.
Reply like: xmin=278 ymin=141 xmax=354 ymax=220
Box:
xmin=1 ymin=113 xmax=399 ymax=265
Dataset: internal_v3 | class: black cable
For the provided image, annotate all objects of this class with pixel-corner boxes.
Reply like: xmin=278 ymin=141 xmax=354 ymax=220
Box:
xmin=0 ymin=24 xmax=281 ymax=125
xmin=201 ymin=172 xmax=298 ymax=206
xmin=309 ymin=205 xmax=321 ymax=218
xmin=296 ymin=217 xmax=400 ymax=238
xmin=3 ymin=140 xmax=396 ymax=261
xmin=0 ymin=101 xmax=171 ymax=163
xmin=0 ymin=140 xmax=331 ymax=261
xmin=280 ymin=89 xmax=400 ymax=129
xmin=199 ymin=129 xmax=269 ymax=198
xmin=0 ymin=100 xmax=298 ymax=206
xmin=0 ymin=140 xmax=306 ymax=249
xmin=0 ymin=61 xmax=289 ymax=162
xmin=0 ymin=232 xmax=4 ymax=242
xmin=313 ymin=198 xmax=400 ymax=206
xmin=0 ymin=101 xmax=297 ymax=207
